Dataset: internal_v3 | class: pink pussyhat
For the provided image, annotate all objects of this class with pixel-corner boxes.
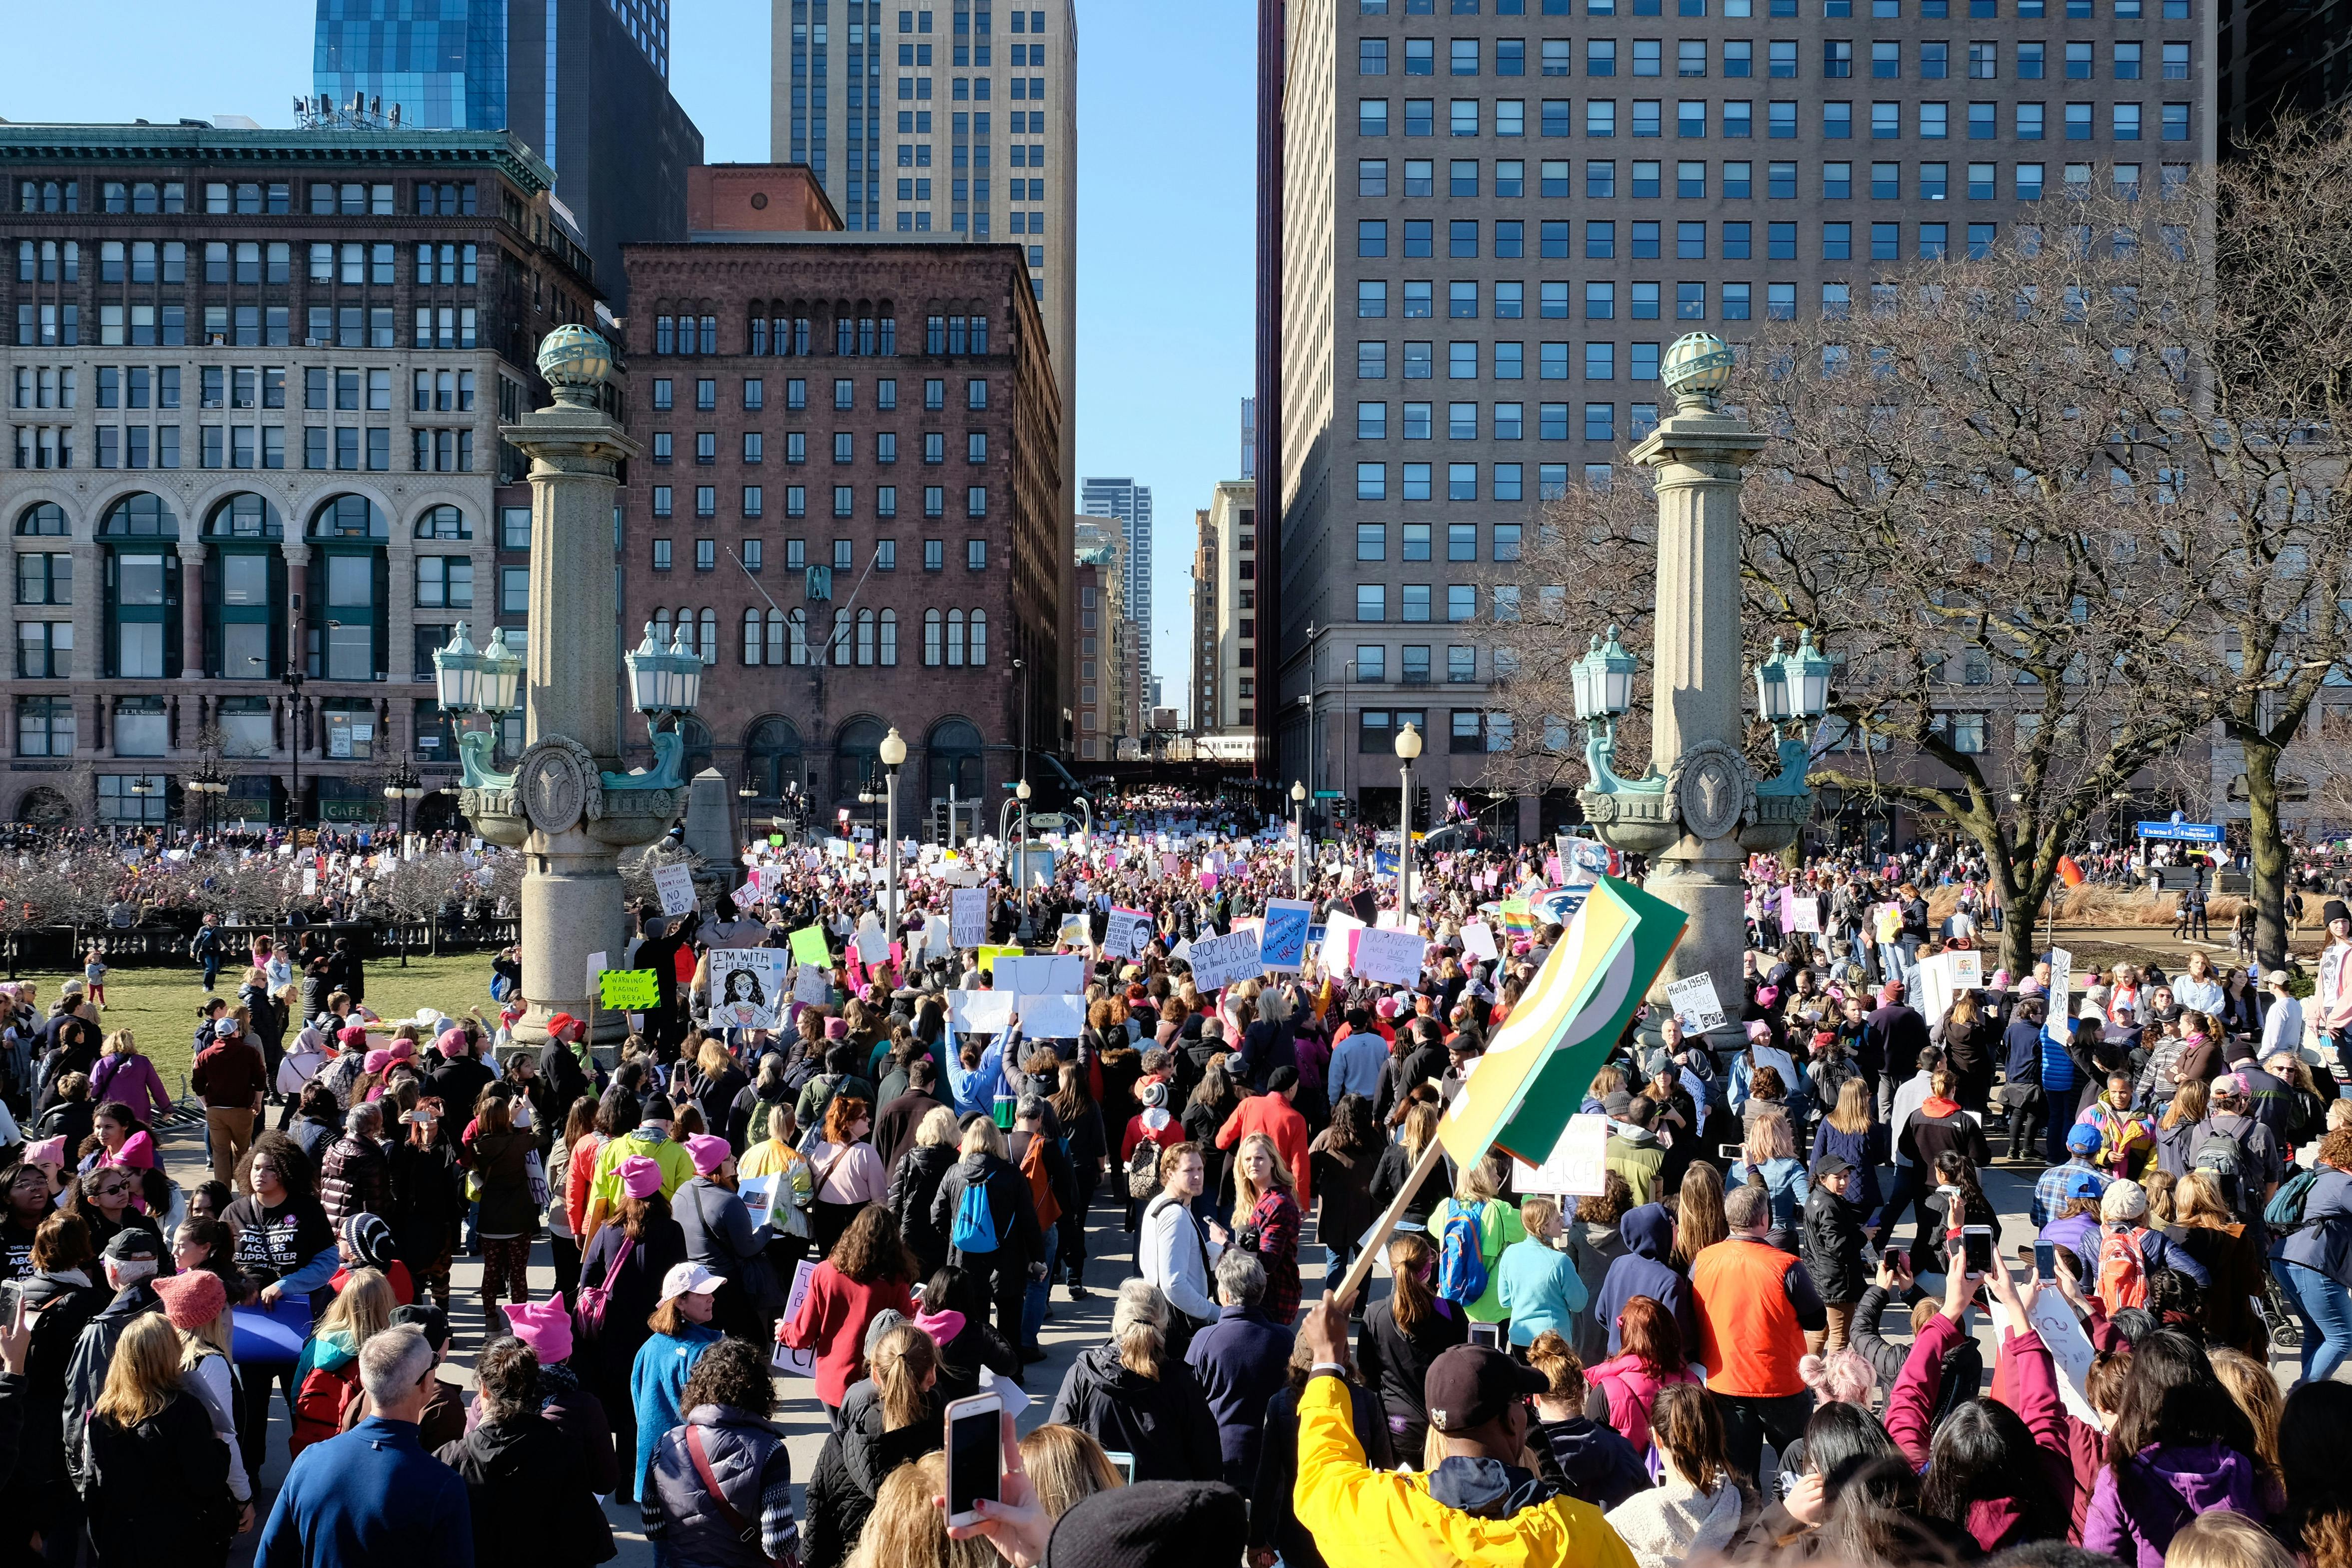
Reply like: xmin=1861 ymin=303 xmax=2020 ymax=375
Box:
xmin=505 ymin=1294 xmax=575 ymax=1364
xmin=619 ymin=1154 xmax=663 ymax=1199
xmin=23 ymin=1138 xmax=63 ymax=1169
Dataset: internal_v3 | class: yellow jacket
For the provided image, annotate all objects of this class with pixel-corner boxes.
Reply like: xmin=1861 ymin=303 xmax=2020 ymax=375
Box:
xmin=1293 ymin=1376 xmax=1639 ymax=1568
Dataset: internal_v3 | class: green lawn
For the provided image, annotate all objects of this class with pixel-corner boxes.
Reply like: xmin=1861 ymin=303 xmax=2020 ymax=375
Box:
xmin=22 ymin=953 xmax=500 ymax=1096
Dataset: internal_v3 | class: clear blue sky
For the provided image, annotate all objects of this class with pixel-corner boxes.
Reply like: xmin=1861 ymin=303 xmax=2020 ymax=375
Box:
xmin=0 ymin=0 xmax=1253 ymax=714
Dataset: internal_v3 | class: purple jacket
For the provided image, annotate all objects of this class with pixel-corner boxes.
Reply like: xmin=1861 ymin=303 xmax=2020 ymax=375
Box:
xmin=87 ymin=1053 xmax=172 ymax=1123
xmin=2082 ymin=1441 xmax=2265 ymax=1568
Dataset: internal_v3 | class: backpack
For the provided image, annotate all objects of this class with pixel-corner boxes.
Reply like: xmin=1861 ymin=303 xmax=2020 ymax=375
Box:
xmin=2096 ymin=1224 xmax=2150 ymax=1314
xmin=1127 ymin=1136 xmax=1164 ymax=1201
xmin=1436 ymin=1199 xmax=1493 ymax=1306
xmin=1019 ymin=1134 xmax=1062 ymax=1229
xmin=2266 ymin=1165 xmax=2323 ymax=1232
xmin=2192 ymin=1121 xmax=2250 ymax=1214
xmin=950 ymin=1177 xmax=1000 ymax=1254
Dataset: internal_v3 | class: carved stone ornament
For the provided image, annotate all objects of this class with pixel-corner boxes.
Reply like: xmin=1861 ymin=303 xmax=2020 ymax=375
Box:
xmin=516 ymin=736 xmax=602 ymax=835
xmin=1667 ymin=740 xmax=1756 ymax=843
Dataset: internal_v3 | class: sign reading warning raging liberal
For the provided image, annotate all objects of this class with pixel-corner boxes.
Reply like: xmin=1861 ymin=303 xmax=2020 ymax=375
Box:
xmin=1438 ymin=875 xmax=1686 ymax=1170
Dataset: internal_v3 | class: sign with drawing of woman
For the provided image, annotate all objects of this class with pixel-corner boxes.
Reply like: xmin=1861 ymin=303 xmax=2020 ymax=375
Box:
xmin=709 ymin=947 xmax=787 ymax=1030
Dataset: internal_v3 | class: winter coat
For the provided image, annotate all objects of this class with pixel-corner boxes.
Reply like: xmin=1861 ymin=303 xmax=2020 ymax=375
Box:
xmin=1186 ymin=1303 xmax=1295 ymax=1491
xmin=889 ymin=1142 xmax=960 ymax=1273
xmin=469 ymin=1127 xmax=539 ymax=1237
xmin=777 ymin=1260 xmax=917 ymax=1408
xmin=1590 ymin=1205 xmax=1698 ymax=1359
xmin=388 ymin=1136 xmax=466 ymax=1268
xmin=1799 ymin=1181 xmax=1867 ymax=1305
xmin=575 ymin=1216 xmax=690 ymax=1404
xmin=317 ymin=1133 xmax=391 ymax=1225
xmin=1585 ymin=1352 xmax=1703 ymax=1456
xmin=1850 ymin=1283 xmax=1981 ymax=1415
xmin=1886 ymin=1314 xmax=2071 ymax=1554
xmin=1367 ymin=1138 xmax=1450 ymax=1227
xmin=79 ymin=1390 xmax=235 ymax=1564
xmin=1248 ymin=1377 xmax=1396 ymax=1568
xmin=1532 ymin=1414 xmax=1651 ymax=1513
xmin=1568 ymin=1219 xmax=1631 ymax=1365
xmin=628 ymin=1324 xmax=724 ymax=1497
xmin=1308 ymin=1128 xmax=1378 ymax=1258
xmin=1354 ymin=1295 xmax=1468 ymax=1459
xmin=801 ymin=1378 xmax=942 ymax=1568
xmin=1046 ymin=1341 xmax=1223 ymax=1483
xmin=1606 ymin=1468 xmax=1753 ymax=1568
xmin=437 ymin=1412 xmax=615 ymax=1566
xmin=1808 ymin=1119 xmax=1886 ymax=1216
xmin=642 ymin=1403 xmax=795 ymax=1568
xmin=60 ymin=1280 xmax=162 ymax=1491
xmin=290 ymin=1326 xmax=363 ymax=1456
xmin=2277 ymin=1165 xmax=2352 ymax=1287
xmin=929 ymin=1150 xmax=1043 ymax=1270
xmin=2082 ymin=1441 xmax=2269 ymax=1568
xmin=1497 ymin=1235 xmax=1590 ymax=1347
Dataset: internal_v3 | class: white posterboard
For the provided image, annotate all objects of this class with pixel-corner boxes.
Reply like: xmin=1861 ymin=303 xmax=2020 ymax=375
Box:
xmin=2020 ymin=1292 xmax=2103 ymax=1428
xmin=1058 ymin=913 xmax=1090 ymax=948
xmin=1187 ymin=928 xmax=1267 ymax=992
xmin=1786 ymin=891 xmax=1822 ymax=936
xmin=1915 ymin=953 xmax=1959 ymax=1033
xmin=653 ymin=863 xmax=699 ymax=919
xmin=1666 ymin=972 xmax=1729 ymax=1033
xmin=1949 ymin=949 xmax=1984 ymax=990
xmin=994 ymin=955 xmax=1085 ymax=996
xmin=739 ymin=1172 xmax=781 ymax=1233
xmin=922 ymin=913 xmax=953 ymax=963
xmin=1321 ymin=911 xmax=1366 ymax=979
xmin=709 ymin=947 xmax=789 ymax=1030
xmin=1105 ymin=908 xmax=1155 ymax=962
xmin=1460 ymin=920 xmax=1499 ymax=962
xmin=1511 ymin=1112 xmax=1612 ymax=1197
xmin=793 ymin=964 xmax=833 ymax=1005
xmin=949 ymin=989 xmax=1016 ymax=1034
xmin=1018 ymin=995 xmax=1087 ymax=1038
xmin=851 ymin=924 xmax=892 ymax=962
xmin=1354 ymin=926 xmax=1430 ymax=988
xmin=776 ymin=1259 xmax=819 ymax=1377
xmin=585 ymin=950 xmax=608 ymax=1006
xmin=950 ymin=887 xmax=989 ymax=949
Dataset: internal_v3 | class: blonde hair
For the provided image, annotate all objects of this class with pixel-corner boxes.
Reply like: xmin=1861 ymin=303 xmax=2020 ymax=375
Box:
xmin=1230 ymin=1131 xmax=1298 ymax=1230
xmin=847 ymin=1453 xmax=995 ymax=1568
xmin=1018 ymin=1424 xmax=1124 ymax=1519
xmin=101 ymin=1030 xmax=139 ymax=1059
xmin=1673 ymin=1162 xmax=1728 ymax=1269
xmin=766 ymin=1103 xmax=796 ymax=1145
xmin=316 ymin=1265 xmax=397 ymax=1348
xmin=1521 ymin=1196 xmax=1562 ymax=1235
xmin=2164 ymin=1511 xmax=2298 ymax=1568
xmin=178 ymin=1307 xmax=233 ymax=1368
xmin=960 ymin=1118 xmax=1009 ymax=1161
xmin=1112 ymin=1280 xmax=1170 ymax=1379
xmin=916 ymin=1105 xmax=961 ymax=1149
xmin=1454 ymin=1150 xmax=1505 ymax=1205
xmin=697 ymin=1036 xmax=732 ymax=1079
xmin=2208 ymin=1347 xmax=2283 ymax=1483
xmin=92 ymin=1313 xmax=184 ymax=1430
xmin=872 ymin=1323 xmax=939 ymax=1432
xmin=1399 ymin=1101 xmax=1440 ymax=1165
xmin=1828 ymin=1077 xmax=1873 ymax=1135
xmin=2175 ymin=1171 xmax=2237 ymax=1230
xmin=1746 ymin=1107 xmax=1795 ymax=1163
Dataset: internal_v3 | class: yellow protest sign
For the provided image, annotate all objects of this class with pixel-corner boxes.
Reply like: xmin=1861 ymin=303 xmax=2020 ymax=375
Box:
xmin=598 ymin=969 xmax=661 ymax=1010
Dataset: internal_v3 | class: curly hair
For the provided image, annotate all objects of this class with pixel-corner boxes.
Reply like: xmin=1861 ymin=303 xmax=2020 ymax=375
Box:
xmin=679 ymin=1337 xmax=776 ymax=1419
xmin=829 ymin=1202 xmax=919 ymax=1286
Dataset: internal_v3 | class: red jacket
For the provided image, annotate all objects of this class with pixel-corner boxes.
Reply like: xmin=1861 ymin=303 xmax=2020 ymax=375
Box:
xmin=1215 ymin=1091 xmax=1313 ymax=1211
xmin=778 ymin=1260 xmax=916 ymax=1407
xmin=1888 ymin=1314 xmax=2072 ymax=1552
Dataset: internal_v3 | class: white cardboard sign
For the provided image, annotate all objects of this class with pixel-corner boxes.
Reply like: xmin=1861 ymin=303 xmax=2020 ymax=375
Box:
xmin=709 ymin=948 xmax=790 ymax=1030
xmin=1354 ymin=926 xmax=1430 ymax=988
xmin=1187 ymin=928 xmax=1266 ymax=992
xmin=950 ymin=887 xmax=988 ymax=950
xmin=653 ymin=863 xmax=698 ymax=919
xmin=1666 ymin=972 xmax=1729 ymax=1033
xmin=1511 ymin=1112 xmax=1612 ymax=1197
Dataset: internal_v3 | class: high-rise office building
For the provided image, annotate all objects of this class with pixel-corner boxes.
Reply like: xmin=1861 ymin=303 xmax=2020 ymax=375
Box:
xmin=774 ymin=3 xmax=1078 ymax=652
xmin=314 ymin=0 xmax=703 ymax=306
xmin=1266 ymin=0 xmax=2216 ymax=840
xmin=1081 ymin=475 xmax=1153 ymax=698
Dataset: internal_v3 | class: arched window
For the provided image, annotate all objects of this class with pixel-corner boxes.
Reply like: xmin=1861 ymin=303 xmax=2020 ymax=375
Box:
xmin=307 ymin=494 xmax=387 ymax=539
xmin=830 ymin=608 xmax=850 ymax=666
xmin=946 ymin=609 xmax=966 ymax=666
xmin=928 ymin=718 xmax=985 ymax=802
xmin=652 ymin=608 xmax=672 ymax=644
xmin=413 ymin=505 xmax=469 ymax=539
xmin=743 ymin=716 xmax=803 ymax=798
xmin=674 ymin=605 xmax=693 ymax=651
xmin=834 ymin=717 xmax=885 ymax=798
xmin=16 ymin=502 xmax=66 ymax=536
xmin=969 ymin=609 xmax=988 ymax=667
xmin=742 ymin=607 xmax=763 ymax=664
xmin=924 ymin=608 xmax=943 ymax=666
xmin=204 ymin=494 xmax=282 ymax=539
xmin=100 ymin=492 xmax=178 ymax=537
xmin=678 ymin=716 xmax=713 ymax=779
xmin=787 ymin=608 xmax=808 ymax=665
xmin=766 ymin=609 xmax=785 ymax=666
xmin=698 ymin=607 xmax=717 ymax=663
xmin=856 ymin=607 xmax=875 ymax=666
xmin=879 ymin=608 xmax=898 ymax=667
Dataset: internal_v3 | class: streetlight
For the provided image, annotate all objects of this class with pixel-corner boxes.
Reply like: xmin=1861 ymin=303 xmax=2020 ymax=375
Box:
xmin=281 ymin=666 xmax=308 ymax=833
xmin=382 ymin=758 xmax=424 ymax=841
xmin=187 ymin=755 xmax=227 ymax=837
xmin=1014 ymin=777 xmax=1033 ymax=897
xmin=879 ymin=726 xmax=908 ymax=937
xmin=1291 ymin=780 xmax=1308 ymax=892
xmin=1394 ymin=722 xmax=1423 ymax=921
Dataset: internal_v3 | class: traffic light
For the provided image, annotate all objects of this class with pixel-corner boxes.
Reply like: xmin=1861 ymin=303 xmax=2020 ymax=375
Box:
xmin=1414 ymin=787 xmax=1432 ymax=829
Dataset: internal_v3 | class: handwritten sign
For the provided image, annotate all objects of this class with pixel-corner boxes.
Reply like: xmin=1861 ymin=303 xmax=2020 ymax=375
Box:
xmin=775 ymin=1259 xmax=819 ymax=1378
xmin=1259 ymin=899 xmax=1314 ymax=972
xmin=1186 ymin=928 xmax=1266 ymax=992
xmin=652 ymin=862 xmax=699 ymax=919
xmin=1511 ymin=1112 xmax=1612 ymax=1198
xmin=598 ymin=969 xmax=661 ymax=1010
xmin=1105 ymin=908 xmax=1155 ymax=962
xmin=793 ymin=964 xmax=833 ymax=1006
xmin=1665 ymin=972 xmax=1729 ymax=1034
xmin=709 ymin=947 xmax=789 ymax=1030
xmin=951 ymin=888 xmax=989 ymax=950
xmin=1354 ymin=926 xmax=1430 ymax=988
xmin=1460 ymin=920 xmax=1499 ymax=962
xmin=1785 ymin=891 xmax=1822 ymax=936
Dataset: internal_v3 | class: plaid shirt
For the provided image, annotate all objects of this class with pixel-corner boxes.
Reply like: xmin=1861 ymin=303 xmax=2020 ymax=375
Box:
xmin=2033 ymin=1156 xmax=2106 ymax=1227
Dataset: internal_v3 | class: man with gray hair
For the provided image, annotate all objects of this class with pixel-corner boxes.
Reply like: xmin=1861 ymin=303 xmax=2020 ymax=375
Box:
xmin=1183 ymin=1245 xmax=1294 ymax=1492
xmin=1690 ymin=1178 xmax=1829 ymax=1478
xmin=258 ymin=1323 xmax=476 ymax=1567
xmin=318 ymin=1097 xmax=389 ymax=1225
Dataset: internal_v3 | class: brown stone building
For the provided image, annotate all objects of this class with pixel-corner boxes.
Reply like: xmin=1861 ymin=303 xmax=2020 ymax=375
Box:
xmin=617 ymin=232 xmax=1060 ymax=842
xmin=0 ymin=121 xmax=599 ymax=829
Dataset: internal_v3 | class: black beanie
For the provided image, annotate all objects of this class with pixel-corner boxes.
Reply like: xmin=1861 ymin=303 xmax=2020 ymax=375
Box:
xmin=1044 ymin=1482 xmax=1247 ymax=1568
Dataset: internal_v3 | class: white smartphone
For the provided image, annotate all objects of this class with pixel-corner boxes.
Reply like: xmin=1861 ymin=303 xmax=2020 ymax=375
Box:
xmin=1103 ymin=1449 xmax=1138 ymax=1485
xmin=943 ymin=1391 xmax=1004 ymax=1528
xmin=1468 ymin=1320 xmax=1502 ymax=1350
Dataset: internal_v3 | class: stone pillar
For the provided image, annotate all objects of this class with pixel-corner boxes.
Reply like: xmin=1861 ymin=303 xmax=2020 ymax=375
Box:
xmin=1625 ymin=388 xmax=1766 ymax=1045
xmin=177 ymin=540 xmax=207 ymax=679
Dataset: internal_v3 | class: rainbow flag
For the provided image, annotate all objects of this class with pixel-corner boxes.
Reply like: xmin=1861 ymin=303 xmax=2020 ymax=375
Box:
xmin=1499 ymin=898 xmax=1534 ymax=941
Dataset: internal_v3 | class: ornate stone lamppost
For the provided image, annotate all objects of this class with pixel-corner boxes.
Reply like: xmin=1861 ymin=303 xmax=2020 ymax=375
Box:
xmin=1576 ymin=332 xmax=1831 ymax=1048
xmin=437 ymin=326 xmax=700 ymax=1051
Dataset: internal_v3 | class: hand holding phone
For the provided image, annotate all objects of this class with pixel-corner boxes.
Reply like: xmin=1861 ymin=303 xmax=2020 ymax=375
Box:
xmin=944 ymin=1393 xmax=1004 ymax=1528
xmin=1469 ymin=1320 xmax=1502 ymax=1350
xmin=938 ymin=1407 xmax=1052 ymax=1568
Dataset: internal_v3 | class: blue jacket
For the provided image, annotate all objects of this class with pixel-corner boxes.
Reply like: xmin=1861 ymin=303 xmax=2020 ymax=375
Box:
xmin=2277 ymin=1167 xmax=2352 ymax=1288
xmin=1495 ymin=1234 xmax=1589 ymax=1347
xmin=2002 ymin=1017 xmax=2045 ymax=1083
xmin=629 ymin=1323 xmax=723 ymax=1498
xmin=1591 ymin=1203 xmax=1699 ymax=1358
xmin=259 ymin=1415 xmax=475 ymax=1568
xmin=1184 ymin=1303 xmax=1294 ymax=1492
xmin=1327 ymin=1030 xmax=1389 ymax=1106
xmin=947 ymin=1026 xmax=1016 ymax=1119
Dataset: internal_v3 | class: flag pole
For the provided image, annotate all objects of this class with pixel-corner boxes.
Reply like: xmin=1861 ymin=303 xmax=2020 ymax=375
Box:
xmin=1330 ymin=1132 xmax=1453 ymax=1310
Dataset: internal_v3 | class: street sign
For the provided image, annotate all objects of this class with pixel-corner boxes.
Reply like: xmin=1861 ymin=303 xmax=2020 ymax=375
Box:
xmin=2136 ymin=812 xmax=2223 ymax=844
xmin=1027 ymin=813 xmax=1069 ymax=830
xmin=1313 ymin=790 xmax=1343 ymax=800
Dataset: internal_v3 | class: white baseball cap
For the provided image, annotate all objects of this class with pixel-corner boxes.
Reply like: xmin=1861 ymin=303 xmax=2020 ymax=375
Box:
xmin=659 ymin=1261 xmax=726 ymax=1301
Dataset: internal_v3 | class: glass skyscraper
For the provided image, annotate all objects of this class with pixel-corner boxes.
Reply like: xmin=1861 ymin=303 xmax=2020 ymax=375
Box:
xmin=313 ymin=0 xmax=515 ymax=131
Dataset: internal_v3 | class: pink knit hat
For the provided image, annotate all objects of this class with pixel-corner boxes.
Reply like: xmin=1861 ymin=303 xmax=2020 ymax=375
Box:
xmin=823 ymin=1017 xmax=850 ymax=1041
xmin=684 ymin=1134 xmax=731 ymax=1175
xmin=364 ymin=1049 xmax=393 ymax=1074
xmin=505 ymin=1294 xmax=575 ymax=1364
xmin=618 ymin=1154 xmax=662 ymax=1198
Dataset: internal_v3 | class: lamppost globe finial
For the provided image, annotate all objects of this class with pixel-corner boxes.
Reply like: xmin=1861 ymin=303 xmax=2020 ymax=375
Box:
xmin=536 ymin=324 xmax=613 ymax=409
xmin=1660 ymin=331 xmax=1738 ymax=412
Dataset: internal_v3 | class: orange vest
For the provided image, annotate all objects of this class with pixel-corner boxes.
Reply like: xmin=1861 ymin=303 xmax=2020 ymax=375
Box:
xmin=1690 ymin=1237 xmax=1806 ymax=1398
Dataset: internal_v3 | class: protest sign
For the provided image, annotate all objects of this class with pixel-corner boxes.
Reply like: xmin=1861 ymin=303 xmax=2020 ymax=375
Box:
xmin=1460 ymin=920 xmax=1500 ymax=962
xmin=950 ymin=888 xmax=989 ymax=949
xmin=1187 ymin=928 xmax=1266 ymax=992
xmin=1259 ymin=899 xmax=1314 ymax=972
xmin=1510 ymin=1113 xmax=1611 ymax=1197
xmin=1354 ymin=926 xmax=1429 ymax=988
xmin=1665 ymin=972 xmax=1729 ymax=1034
xmin=598 ymin=969 xmax=661 ymax=1010
xmin=709 ymin=948 xmax=789 ymax=1030
xmin=1785 ymin=891 xmax=1822 ymax=936
xmin=775 ymin=1261 xmax=819 ymax=1377
xmin=977 ymin=944 xmax=1025 ymax=977
xmin=652 ymin=863 xmax=698 ymax=919
xmin=738 ymin=1172 xmax=781 ymax=1232
xmin=793 ymin=964 xmax=833 ymax=1005
xmin=949 ymin=990 xmax=1016 ymax=1033
xmin=788 ymin=925 xmax=832 ymax=970
xmin=1105 ymin=907 xmax=1154 ymax=962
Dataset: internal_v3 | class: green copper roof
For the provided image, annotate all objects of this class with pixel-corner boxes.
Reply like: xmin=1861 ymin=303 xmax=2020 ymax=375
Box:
xmin=0 ymin=123 xmax=552 ymax=194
